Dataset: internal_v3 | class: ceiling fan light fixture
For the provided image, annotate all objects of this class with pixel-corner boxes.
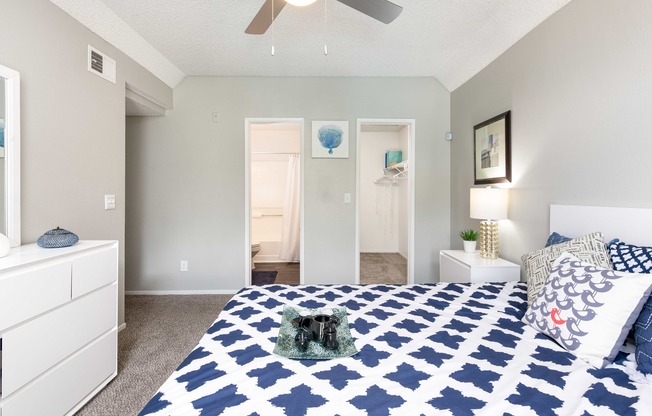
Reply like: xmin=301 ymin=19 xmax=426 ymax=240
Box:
xmin=246 ymin=0 xmax=403 ymax=35
xmin=285 ymin=0 xmax=318 ymax=6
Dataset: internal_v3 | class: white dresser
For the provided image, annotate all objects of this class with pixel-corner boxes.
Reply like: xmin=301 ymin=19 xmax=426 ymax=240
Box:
xmin=440 ymin=250 xmax=521 ymax=283
xmin=0 ymin=241 xmax=118 ymax=416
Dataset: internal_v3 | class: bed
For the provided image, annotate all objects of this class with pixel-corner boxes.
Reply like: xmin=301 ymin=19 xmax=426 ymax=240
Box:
xmin=140 ymin=205 xmax=652 ymax=415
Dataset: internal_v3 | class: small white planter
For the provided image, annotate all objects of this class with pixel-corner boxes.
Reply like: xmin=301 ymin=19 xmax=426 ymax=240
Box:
xmin=463 ymin=240 xmax=477 ymax=253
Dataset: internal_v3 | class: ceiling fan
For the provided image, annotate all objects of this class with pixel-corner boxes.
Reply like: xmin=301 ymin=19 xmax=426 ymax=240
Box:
xmin=245 ymin=0 xmax=403 ymax=35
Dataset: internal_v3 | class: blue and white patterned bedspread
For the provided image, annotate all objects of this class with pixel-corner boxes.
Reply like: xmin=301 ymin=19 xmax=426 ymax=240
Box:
xmin=140 ymin=282 xmax=652 ymax=415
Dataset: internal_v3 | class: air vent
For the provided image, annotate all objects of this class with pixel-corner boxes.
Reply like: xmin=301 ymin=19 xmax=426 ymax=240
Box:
xmin=87 ymin=45 xmax=116 ymax=84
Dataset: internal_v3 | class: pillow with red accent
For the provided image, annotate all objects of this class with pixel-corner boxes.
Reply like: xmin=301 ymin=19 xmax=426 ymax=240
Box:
xmin=522 ymin=252 xmax=652 ymax=368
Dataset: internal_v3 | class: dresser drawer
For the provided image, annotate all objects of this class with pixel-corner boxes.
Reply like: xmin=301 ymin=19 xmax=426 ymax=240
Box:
xmin=72 ymin=246 xmax=118 ymax=298
xmin=1 ymin=330 xmax=117 ymax=416
xmin=1 ymin=283 xmax=117 ymax=396
xmin=0 ymin=261 xmax=71 ymax=332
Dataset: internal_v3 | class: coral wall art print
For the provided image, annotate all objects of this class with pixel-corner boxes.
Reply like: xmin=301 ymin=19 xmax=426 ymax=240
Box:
xmin=312 ymin=120 xmax=349 ymax=158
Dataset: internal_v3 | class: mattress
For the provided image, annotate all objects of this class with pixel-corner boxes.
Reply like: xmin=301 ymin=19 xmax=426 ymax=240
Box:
xmin=140 ymin=282 xmax=652 ymax=415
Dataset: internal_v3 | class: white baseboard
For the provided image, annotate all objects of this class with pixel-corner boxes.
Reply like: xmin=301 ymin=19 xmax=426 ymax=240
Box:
xmin=118 ymin=323 xmax=127 ymax=332
xmin=125 ymin=289 xmax=239 ymax=295
xmin=254 ymin=255 xmax=283 ymax=263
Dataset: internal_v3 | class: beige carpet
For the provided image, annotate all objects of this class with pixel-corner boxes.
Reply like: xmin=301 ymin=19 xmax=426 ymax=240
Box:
xmin=76 ymin=294 xmax=232 ymax=416
xmin=360 ymin=252 xmax=407 ymax=284
xmin=76 ymin=257 xmax=401 ymax=415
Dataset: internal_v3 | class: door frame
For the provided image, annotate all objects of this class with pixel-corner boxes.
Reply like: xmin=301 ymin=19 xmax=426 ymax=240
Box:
xmin=355 ymin=118 xmax=415 ymax=284
xmin=244 ymin=118 xmax=305 ymax=287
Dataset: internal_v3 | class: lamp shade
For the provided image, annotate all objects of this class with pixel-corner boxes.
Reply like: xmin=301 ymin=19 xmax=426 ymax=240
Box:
xmin=470 ymin=187 xmax=508 ymax=220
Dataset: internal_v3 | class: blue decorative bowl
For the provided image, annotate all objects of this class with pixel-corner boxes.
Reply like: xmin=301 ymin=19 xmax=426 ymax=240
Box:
xmin=37 ymin=227 xmax=79 ymax=248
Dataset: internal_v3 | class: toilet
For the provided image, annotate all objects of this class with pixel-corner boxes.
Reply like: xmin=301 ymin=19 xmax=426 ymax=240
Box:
xmin=251 ymin=241 xmax=261 ymax=269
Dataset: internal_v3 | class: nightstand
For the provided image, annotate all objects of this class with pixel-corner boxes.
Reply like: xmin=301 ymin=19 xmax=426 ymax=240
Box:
xmin=439 ymin=250 xmax=521 ymax=283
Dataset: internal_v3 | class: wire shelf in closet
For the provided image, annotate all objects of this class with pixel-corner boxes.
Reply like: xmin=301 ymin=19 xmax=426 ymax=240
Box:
xmin=375 ymin=160 xmax=407 ymax=185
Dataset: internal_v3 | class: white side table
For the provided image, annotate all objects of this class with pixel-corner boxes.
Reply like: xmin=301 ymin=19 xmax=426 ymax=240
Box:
xmin=439 ymin=250 xmax=521 ymax=283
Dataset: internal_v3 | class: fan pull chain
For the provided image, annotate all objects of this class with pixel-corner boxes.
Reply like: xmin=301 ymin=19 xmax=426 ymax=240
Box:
xmin=324 ymin=0 xmax=328 ymax=55
xmin=271 ymin=0 xmax=275 ymax=56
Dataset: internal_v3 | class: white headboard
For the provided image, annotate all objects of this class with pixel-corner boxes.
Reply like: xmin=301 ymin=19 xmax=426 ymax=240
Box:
xmin=550 ymin=204 xmax=652 ymax=247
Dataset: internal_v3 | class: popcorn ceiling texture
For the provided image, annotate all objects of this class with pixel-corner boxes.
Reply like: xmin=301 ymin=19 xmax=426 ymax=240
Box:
xmin=50 ymin=0 xmax=185 ymax=87
xmin=51 ymin=0 xmax=571 ymax=91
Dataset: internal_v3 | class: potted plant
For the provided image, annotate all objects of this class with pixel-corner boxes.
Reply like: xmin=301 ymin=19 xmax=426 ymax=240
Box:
xmin=460 ymin=229 xmax=479 ymax=253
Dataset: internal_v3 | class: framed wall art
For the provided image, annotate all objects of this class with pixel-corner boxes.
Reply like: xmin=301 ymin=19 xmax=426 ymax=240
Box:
xmin=473 ymin=111 xmax=511 ymax=184
xmin=312 ymin=120 xmax=349 ymax=158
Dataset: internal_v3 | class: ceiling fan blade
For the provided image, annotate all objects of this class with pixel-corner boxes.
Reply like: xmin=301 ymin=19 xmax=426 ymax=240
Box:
xmin=336 ymin=0 xmax=402 ymax=24
xmin=245 ymin=0 xmax=287 ymax=35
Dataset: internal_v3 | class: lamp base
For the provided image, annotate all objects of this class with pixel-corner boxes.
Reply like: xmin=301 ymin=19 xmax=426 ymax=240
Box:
xmin=479 ymin=220 xmax=499 ymax=259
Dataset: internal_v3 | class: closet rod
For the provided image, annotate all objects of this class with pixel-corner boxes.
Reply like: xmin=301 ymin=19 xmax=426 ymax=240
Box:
xmin=251 ymin=151 xmax=299 ymax=155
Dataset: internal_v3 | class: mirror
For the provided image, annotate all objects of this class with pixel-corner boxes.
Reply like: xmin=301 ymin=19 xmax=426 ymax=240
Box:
xmin=0 ymin=64 xmax=21 ymax=247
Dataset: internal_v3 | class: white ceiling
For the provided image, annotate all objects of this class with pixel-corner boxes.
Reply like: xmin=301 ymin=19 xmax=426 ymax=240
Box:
xmin=51 ymin=0 xmax=572 ymax=92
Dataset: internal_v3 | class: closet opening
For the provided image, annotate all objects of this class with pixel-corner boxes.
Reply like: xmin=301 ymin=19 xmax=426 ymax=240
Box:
xmin=356 ymin=119 xmax=415 ymax=285
xmin=245 ymin=119 xmax=303 ymax=286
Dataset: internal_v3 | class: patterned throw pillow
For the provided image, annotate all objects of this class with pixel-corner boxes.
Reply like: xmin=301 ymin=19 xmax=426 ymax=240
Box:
xmin=545 ymin=232 xmax=572 ymax=247
xmin=635 ymin=301 xmax=652 ymax=374
xmin=523 ymin=252 xmax=652 ymax=368
xmin=609 ymin=239 xmax=652 ymax=374
xmin=609 ymin=240 xmax=652 ymax=273
xmin=522 ymin=232 xmax=610 ymax=305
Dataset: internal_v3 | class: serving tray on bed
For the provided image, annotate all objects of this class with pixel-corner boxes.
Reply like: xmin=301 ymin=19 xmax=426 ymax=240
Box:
xmin=273 ymin=306 xmax=358 ymax=360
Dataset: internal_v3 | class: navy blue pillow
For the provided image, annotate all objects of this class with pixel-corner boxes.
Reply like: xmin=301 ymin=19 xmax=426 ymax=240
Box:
xmin=609 ymin=240 xmax=652 ymax=273
xmin=544 ymin=232 xmax=572 ymax=247
xmin=635 ymin=299 xmax=652 ymax=374
xmin=609 ymin=239 xmax=652 ymax=374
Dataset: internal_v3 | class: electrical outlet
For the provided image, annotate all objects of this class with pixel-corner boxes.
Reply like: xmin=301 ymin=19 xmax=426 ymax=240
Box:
xmin=180 ymin=260 xmax=188 ymax=272
xmin=104 ymin=194 xmax=116 ymax=210
xmin=344 ymin=193 xmax=351 ymax=204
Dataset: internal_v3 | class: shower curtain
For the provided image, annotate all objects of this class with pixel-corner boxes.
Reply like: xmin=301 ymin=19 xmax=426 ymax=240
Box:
xmin=279 ymin=154 xmax=300 ymax=262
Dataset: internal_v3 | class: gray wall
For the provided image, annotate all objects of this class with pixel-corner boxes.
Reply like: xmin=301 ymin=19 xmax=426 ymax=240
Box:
xmin=0 ymin=80 xmax=5 ymax=232
xmin=450 ymin=0 xmax=652 ymax=267
xmin=0 ymin=0 xmax=173 ymax=325
xmin=126 ymin=76 xmax=450 ymax=291
xmin=0 ymin=80 xmax=4 ymax=115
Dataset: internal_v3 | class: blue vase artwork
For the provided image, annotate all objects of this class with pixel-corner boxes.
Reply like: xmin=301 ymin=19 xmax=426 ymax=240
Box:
xmin=312 ymin=121 xmax=349 ymax=158
xmin=318 ymin=124 xmax=343 ymax=155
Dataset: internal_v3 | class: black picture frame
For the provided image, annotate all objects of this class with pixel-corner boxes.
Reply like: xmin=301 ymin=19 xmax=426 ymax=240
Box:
xmin=473 ymin=111 xmax=511 ymax=185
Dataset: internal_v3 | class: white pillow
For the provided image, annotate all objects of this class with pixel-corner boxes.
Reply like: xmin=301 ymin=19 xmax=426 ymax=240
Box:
xmin=523 ymin=252 xmax=652 ymax=368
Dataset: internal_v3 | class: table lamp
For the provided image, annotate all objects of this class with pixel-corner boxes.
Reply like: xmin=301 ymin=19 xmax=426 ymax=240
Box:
xmin=470 ymin=187 xmax=509 ymax=259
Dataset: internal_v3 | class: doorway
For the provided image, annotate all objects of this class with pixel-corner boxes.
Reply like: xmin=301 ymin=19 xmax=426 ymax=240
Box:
xmin=245 ymin=118 xmax=304 ymax=286
xmin=356 ymin=119 xmax=415 ymax=284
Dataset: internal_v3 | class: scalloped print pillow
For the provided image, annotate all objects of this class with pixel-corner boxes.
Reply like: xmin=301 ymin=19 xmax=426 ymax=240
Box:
xmin=523 ymin=252 xmax=652 ymax=368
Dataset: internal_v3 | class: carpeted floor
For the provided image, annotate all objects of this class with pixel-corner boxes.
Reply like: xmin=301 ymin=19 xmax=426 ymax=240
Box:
xmin=360 ymin=252 xmax=407 ymax=284
xmin=75 ymin=256 xmax=402 ymax=414
xmin=76 ymin=294 xmax=232 ymax=416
